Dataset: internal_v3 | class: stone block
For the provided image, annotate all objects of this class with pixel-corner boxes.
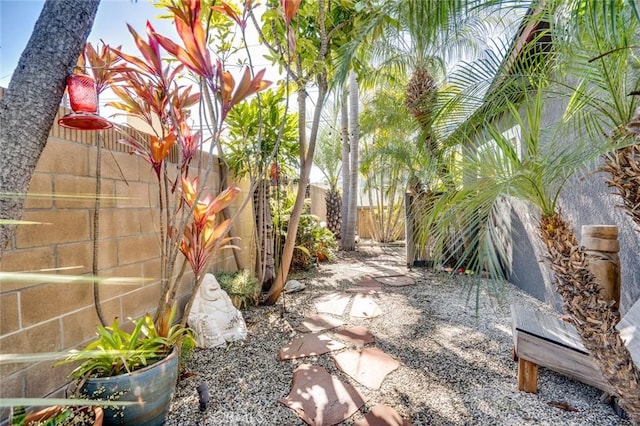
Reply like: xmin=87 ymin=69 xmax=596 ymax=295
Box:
xmin=20 ymin=283 xmax=93 ymax=327
xmin=0 ymin=292 xmax=20 ymax=334
xmin=117 ymin=234 xmax=161 ymax=265
xmin=97 ymin=208 xmax=140 ymax=238
xmin=0 ymin=246 xmax=55 ymax=274
xmin=25 ymin=360 xmax=73 ymax=398
xmin=62 ymin=300 xmax=120 ymax=348
xmin=90 ymin=148 xmax=140 ymax=182
xmin=115 ymin=180 xmax=158 ymax=208
xmin=52 ymin=175 xmax=101 ymax=209
xmin=121 ymin=283 xmax=161 ymax=319
xmin=36 ymin=139 xmax=89 ymax=176
xmin=15 ymin=210 xmax=90 ymax=248
xmin=56 ymin=242 xmax=92 ymax=274
xmin=0 ymin=370 xmax=25 ymax=399
xmin=0 ymin=321 xmax=62 ymax=376
xmin=25 ymin=172 xmax=53 ymax=209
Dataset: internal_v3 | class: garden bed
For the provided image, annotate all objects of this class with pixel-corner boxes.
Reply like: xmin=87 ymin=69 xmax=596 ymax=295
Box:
xmin=166 ymin=244 xmax=629 ymax=425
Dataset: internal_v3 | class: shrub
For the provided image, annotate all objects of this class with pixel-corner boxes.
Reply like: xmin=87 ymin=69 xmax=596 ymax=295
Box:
xmin=216 ymin=270 xmax=260 ymax=309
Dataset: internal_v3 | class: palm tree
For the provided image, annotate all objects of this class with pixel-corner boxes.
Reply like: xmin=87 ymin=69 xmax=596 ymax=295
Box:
xmin=359 ymin=81 xmax=419 ymax=242
xmin=224 ymin=87 xmax=299 ymax=288
xmin=313 ymin=117 xmax=342 ymax=238
xmin=421 ymin=0 xmax=640 ymax=417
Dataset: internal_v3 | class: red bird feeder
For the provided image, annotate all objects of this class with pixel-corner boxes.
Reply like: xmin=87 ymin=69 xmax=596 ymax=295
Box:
xmin=58 ymin=74 xmax=112 ymax=130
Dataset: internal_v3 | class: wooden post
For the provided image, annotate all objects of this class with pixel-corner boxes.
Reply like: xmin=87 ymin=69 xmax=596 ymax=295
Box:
xmin=581 ymin=225 xmax=621 ymax=313
xmin=518 ymin=358 xmax=538 ymax=393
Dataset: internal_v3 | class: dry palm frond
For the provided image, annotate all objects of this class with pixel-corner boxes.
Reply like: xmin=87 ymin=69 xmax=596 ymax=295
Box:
xmin=539 ymin=212 xmax=640 ymax=422
xmin=602 ymin=142 xmax=640 ymax=229
xmin=405 ymin=66 xmax=438 ymax=135
xmin=325 ymin=189 xmax=342 ymax=238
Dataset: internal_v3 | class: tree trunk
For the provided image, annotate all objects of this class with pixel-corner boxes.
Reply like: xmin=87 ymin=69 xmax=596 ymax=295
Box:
xmin=254 ymin=179 xmax=275 ymax=289
xmin=343 ymin=70 xmax=359 ymax=250
xmin=539 ymin=213 xmax=640 ymax=422
xmin=0 ymin=0 xmax=100 ymax=259
xmin=340 ymin=86 xmax=350 ymax=243
xmin=265 ymin=80 xmax=328 ymax=304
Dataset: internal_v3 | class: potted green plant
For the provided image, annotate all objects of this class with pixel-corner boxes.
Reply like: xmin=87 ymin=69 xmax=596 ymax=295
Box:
xmin=54 ymin=1 xmax=271 ymax=424
xmin=57 ymin=309 xmax=193 ymax=425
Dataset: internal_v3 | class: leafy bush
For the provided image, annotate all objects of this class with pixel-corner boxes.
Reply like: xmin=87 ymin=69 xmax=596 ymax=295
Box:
xmin=272 ymin=190 xmax=337 ymax=270
xmin=216 ymin=270 xmax=260 ymax=309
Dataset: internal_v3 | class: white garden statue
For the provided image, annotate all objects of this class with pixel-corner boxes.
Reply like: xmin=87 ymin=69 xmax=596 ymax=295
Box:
xmin=187 ymin=273 xmax=247 ymax=348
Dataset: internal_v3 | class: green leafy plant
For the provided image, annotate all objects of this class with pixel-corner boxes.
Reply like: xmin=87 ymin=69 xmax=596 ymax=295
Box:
xmin=272 ymin=191 xmax=337 ymax=271
xmin=216 ymin=270 xmax=260 ymax=310
xmin=57 ymin=307 xmax=193 ymax=381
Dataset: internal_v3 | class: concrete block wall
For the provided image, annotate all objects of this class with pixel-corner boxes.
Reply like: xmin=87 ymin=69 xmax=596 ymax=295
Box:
xmin=0 ymin=106 xmax=253 ymax=400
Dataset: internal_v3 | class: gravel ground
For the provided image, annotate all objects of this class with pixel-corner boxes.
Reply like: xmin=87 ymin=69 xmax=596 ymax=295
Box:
xmin=165 ymin=244 xmax=630 ymax=426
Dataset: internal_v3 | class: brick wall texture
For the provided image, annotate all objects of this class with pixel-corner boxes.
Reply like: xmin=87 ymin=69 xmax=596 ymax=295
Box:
xmin=0 ymin=104 xmax=255 ymax=399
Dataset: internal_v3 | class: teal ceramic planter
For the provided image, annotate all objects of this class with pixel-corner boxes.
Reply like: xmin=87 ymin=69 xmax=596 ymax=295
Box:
xmin=80 ymin=349 xmax=178 ymax=426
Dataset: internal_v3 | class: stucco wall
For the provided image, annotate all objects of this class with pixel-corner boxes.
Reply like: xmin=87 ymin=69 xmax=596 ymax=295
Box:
xmin=506 ymin=94 xmax=640 ymax=315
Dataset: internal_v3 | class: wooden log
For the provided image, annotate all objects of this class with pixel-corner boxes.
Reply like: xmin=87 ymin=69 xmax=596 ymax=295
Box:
xmin=581 ymin=225 xmax=621 ymax=311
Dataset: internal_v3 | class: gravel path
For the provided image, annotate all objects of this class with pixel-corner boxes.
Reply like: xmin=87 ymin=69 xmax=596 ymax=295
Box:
xmin=166 ymin=244 xmax=630 ymax=425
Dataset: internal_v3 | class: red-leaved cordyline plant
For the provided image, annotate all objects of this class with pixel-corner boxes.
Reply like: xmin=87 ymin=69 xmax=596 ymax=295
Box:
xmin=107 ymin=0 xmax=271 ymax=331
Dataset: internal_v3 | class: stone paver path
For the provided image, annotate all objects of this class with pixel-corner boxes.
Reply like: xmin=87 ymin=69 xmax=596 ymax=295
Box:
xmin=297 ymin=313 xmax=346 ymax=332
xmin=279 ymin=333 xmax=346 ymax=360
xmin=314 ymin=293 xmax=351 ymax=316
xmin=332 ymin=347 xmax=400 ymax=390
xmin=279 ymin=364 xmax=365 ymax=425
xmin=278 ymin=270 xmax=415 ymax=425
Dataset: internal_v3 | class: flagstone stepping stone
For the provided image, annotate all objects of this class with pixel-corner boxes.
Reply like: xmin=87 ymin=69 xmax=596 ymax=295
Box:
xmin=374 ymin=275 xmax=416 ymax=287
xmin=279 ymin=364 xmax=365 ymax=425
xmin=346 ymin=279 xmax=383 ymax=294
xmin=370 ymin=267 xmax=404 ymax=277
xmin=314 ymin=293 xmax=351 ymax=316
xmin=333 ymin=326 xmax=375 ymax=346
xmin=350 ymin=294 xmax=383 ymax=318
xmin=297 ymin=314 xmax=346 ymax=332
xmin=279 ymin=333 xmax=346 ymax=360
xmin=357 ymin=278 xmax=381 ymax=287
xmin=332 ymin=347 xmax=400 ymax=389
xmin=354 ymin=404 xmax=413 ymax=426
xmin=345 ymin=286 xmax=382 ymax=294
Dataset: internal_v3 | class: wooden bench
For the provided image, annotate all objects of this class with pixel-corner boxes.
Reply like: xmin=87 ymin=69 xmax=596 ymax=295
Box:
xmin=511 ymin=300 xmax=640 ymax=394
xmin=511 ymin=304 xmax=613 ymax=393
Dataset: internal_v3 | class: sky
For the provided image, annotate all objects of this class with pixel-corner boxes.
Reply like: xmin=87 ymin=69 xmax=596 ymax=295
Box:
xmin=0 ymin=0 xmax=277 ymax=88
xmin=1 ymin=1 xmax=172 ymax=87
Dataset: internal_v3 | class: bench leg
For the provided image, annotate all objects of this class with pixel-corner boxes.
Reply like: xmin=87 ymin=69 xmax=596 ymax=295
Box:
xmin=517 ymin=358 xmax=538 ymax=393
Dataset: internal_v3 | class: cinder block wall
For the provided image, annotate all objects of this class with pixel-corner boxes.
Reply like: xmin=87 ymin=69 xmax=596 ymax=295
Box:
xmin=0 ymin=104 xmax=253 ymax=400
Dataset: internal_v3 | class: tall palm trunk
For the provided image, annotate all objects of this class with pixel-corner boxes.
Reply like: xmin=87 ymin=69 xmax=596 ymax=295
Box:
xmin=602 ymin=143 xmax=640 ymax=229
xmin=539 ymin=212 xmax=640 ymax=422
xmin=325 ymin=186 xmax=341 ymax=237
xmin=340 ymin=86 xmax=350 ymax=243
xmin=254 ymin=179 xmax=275 ymax=289
xmin=342 ymin=70 xmax=359 ymax=250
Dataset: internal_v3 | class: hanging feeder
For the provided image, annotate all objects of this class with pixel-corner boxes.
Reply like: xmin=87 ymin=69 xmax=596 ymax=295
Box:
xmin=58 ymin=74 xmax=112 ymax=130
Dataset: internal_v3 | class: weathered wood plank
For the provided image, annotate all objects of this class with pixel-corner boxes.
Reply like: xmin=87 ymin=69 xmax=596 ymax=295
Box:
xmin=511 ymin=304 xmax=613 ymax=394
xmin=515 ymin=328 xmax=613 ymax=393
xmin=617 ymin=298 xmax=640 ymax=368
xmin=511 ymin=305 xmax=586 ymax=353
